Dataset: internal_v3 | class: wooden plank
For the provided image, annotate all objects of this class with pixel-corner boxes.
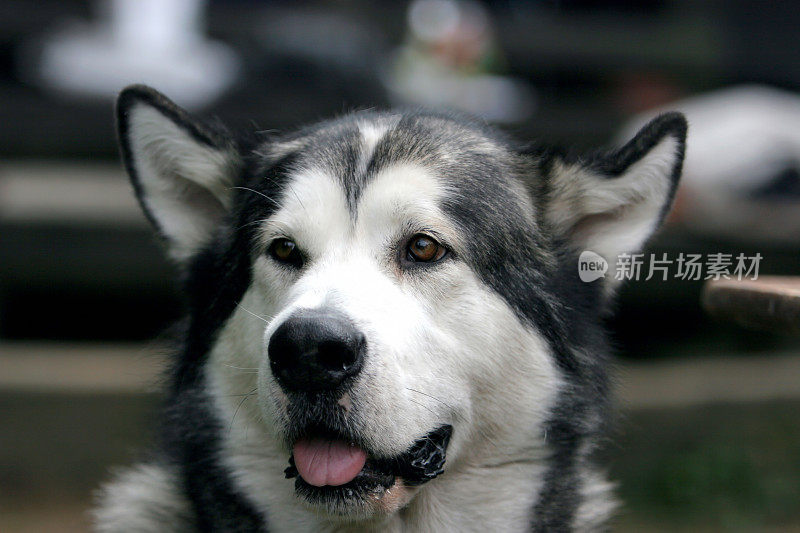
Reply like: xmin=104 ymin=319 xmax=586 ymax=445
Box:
xmin=702 ymin=276 xmax=800 ymax=334
xmin=0 ymin=343 xmax=166 ymax=393
xmin=0 ymin=162 xmax=143 ymax=226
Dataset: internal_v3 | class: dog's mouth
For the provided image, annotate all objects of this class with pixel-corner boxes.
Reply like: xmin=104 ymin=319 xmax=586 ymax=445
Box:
xmin=283 ymin=424 xmax=453 ymax=511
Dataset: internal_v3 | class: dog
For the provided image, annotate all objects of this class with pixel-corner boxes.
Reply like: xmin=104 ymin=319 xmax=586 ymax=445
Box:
xmin=93 ymin=84 xmax=686 ymax=532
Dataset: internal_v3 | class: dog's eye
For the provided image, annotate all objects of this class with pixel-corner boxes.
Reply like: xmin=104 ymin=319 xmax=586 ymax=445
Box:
xmin=269 ymin=238 xmax=303 ymax=268
xmin=406 ymin=234 xmax=447 ymax=263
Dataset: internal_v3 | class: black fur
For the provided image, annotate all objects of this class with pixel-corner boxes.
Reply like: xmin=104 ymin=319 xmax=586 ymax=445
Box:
xmin=164 ymin=152 xmax=307 ymax=531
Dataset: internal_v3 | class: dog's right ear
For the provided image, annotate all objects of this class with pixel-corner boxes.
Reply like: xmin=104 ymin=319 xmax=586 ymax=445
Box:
xmin=117 ymin=85 xmax=241 ymax=263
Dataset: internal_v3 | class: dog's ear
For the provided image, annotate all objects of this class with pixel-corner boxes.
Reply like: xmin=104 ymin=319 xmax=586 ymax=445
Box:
xmin=540 ymin=112 xmax=687 ymax=285
xmin=116 ymin=85 xmax=241 ymax=263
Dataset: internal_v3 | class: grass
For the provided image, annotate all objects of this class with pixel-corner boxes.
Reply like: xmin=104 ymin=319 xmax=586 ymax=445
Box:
xmin=610 ymin=400 xmax=800 ymax=531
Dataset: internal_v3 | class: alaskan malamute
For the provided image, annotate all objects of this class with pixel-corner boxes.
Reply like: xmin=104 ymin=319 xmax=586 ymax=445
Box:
xmin=94 ymin=85 xmax=686 ymax=532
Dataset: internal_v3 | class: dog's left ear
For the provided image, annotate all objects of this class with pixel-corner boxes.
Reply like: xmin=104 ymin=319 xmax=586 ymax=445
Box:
xmin=540 ymin=112 xmax=687 ymax=284
xmin=117 ymin=85 xmax=241 ymax=263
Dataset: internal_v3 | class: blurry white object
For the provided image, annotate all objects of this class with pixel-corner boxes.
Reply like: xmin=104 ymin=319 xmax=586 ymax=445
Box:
xmin=38 ymin=0 xmax=240 ymax=108
xmin=621 ymin=86 xmax=800 ymax=242
xmin=387 ymin=52 xmax=534 ymax=123
xmin=386 ymin=0 xmax=534 ymax=123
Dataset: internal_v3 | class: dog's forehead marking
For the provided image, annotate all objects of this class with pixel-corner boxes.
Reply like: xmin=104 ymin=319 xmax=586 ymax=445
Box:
xmin=356 ymin=116 xmax=400 ymax=178
xmin=259 ymin=114 xmax=402 ymax=215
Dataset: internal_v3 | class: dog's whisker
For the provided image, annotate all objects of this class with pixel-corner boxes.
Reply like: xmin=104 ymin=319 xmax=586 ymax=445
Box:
xmin=235 ymin=302 xmax=270 ymax=324
xmin=230 ymin=186 xmax=280 ymax=206
xmin=223 ymin=363 xmax=260 ymax=371
xmin=405 ymin=387 xmax=456 ymax=411
xmin=286 ymin=186 xmax=308 ymax=212
xmin=229 ymin=388 xmax=258 ymax=434
xmin=404 ymin=387 xmax=469 ymax=422
xmin=235 ymin=218 xmax=269 ymax=232
xmin=407 ymin=397 xmax=438 ymax=418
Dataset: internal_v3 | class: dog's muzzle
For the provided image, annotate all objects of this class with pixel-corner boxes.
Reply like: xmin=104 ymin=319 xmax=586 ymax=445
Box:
xmin=268 ymin=308 xmax=453 ymax=508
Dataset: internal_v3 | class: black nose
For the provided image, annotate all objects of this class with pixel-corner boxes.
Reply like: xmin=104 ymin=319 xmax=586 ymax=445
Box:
xmin=268 ymin=309 xmax=366 ymax=393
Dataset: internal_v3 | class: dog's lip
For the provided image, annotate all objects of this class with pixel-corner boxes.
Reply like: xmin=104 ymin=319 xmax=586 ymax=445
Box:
xmin=285 ymin=424 xmax=453 ymax=499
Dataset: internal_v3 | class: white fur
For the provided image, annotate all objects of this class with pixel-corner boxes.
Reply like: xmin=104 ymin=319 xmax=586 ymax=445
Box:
xmin=93 ymin=463 xmax=194 ymax=532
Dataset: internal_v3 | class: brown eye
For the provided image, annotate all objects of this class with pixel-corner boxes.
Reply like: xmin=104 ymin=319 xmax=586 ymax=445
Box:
xmin=269 ymin=238 xmax=303 ymax=268
xmin=406 ymin=234 xmax=447 ymax=263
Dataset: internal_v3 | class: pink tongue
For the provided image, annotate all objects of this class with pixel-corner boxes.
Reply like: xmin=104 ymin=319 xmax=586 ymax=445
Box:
xmin=293 ymin=438 xmax=367 ymax=487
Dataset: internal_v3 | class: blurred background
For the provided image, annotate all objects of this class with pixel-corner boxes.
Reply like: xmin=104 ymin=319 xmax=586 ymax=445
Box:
xmin=2 ymin=0 xmax=800 ymax=531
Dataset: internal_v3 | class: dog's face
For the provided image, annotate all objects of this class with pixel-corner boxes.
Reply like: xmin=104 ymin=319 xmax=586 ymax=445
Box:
xmin=118 ymin=86 xmax=685 ymax=520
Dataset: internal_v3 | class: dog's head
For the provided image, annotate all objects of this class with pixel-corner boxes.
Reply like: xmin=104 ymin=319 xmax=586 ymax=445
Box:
xmin=117 ymin=85 xmax=685 ymax=518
